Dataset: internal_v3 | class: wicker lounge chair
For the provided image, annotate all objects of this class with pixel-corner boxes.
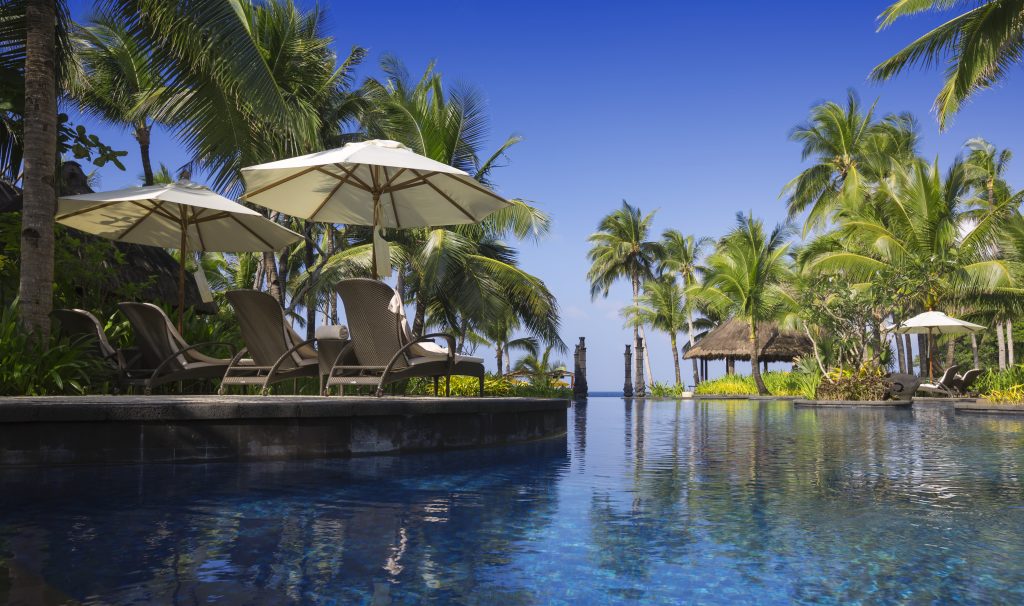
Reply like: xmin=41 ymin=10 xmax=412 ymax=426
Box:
xmin=917 ymin=365 xmax=961 ymax=397
xmin=52 ymin=308 xmax=145 ymax=392
xmin=951 ymin=368 xmax=982 ymax=396
xmin=325 ymin=278 xmax=485 ymax=396
xmin=220 ymin=290 xmax=322 ymax=395
xmin=118 ymin=302 xmax=234 ymax=395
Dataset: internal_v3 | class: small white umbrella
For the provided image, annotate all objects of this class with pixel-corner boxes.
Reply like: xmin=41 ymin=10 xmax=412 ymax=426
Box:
xmin=239 ymin=139 xmax=511 ymax=278
xmin=57 ymin=180 xmax=302 ymax=331
xmin=893 ymin=311 xmax=985 ymax=380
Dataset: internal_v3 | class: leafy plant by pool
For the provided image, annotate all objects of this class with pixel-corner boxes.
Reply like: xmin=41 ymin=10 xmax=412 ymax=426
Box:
xmin=693 ymin=371 xmax=805 ymax=397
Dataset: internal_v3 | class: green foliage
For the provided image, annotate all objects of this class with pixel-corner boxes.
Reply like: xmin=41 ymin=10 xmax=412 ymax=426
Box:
xmin=648 ymin=381 xmax=690 ymax=398
xmin=405 ymin=375 xmax=570 ymax=398
xmin=975 ymin=366 xmax=1024 ymax=395
xmin=983 ymin=385 xmax=1024 ymax=405
xmin=815 ymin=364 xmax=888 ymax=401
xmin=0 ymin=302 xmax=107 ymax=396
xmin=693 ymin=372 xmax=804 ymax=397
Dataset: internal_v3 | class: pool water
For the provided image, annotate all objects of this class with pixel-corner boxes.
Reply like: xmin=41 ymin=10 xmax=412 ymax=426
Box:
xmin=3 ymin=399 xmax=1024 ymax=605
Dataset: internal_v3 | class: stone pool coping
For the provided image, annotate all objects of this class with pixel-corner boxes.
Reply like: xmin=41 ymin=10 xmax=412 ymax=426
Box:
xmin=0 ymin=395 xmax=569 ymax=466
xmin=692 ymin=395 xmax=795 ymax=401
xmin=793 ymin=398 xmax=912 ymax=407
xmin=954 ymin=401 xmax=1024 ymax=414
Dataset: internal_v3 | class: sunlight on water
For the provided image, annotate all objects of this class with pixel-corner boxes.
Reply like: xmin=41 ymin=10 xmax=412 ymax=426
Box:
xmin=2 ymin=399 xmax=1024 ymax=604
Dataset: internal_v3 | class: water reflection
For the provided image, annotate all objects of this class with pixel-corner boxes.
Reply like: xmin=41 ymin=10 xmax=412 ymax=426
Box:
xmin=4 ymin=400 xmax=1024 ymax=604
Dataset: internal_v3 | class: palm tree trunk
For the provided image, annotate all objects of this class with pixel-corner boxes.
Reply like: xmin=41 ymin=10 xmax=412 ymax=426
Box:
xmin=894 ymin=328 xmax=906 ymax=374
xmin=304 ymin=222 xmax=316 ymax=340
xmin=997 ymin=321 xmax=1007 ymax=370
xmin=17 ymin=0 xmax=58 ymax=338
xmin=687 ymin=310 xmax=699 ymax=387
xmin=945 ymin=336 xmax=956 ymax=369
xmin=917 ymin=334 xmax=928 ymax=376
xmin=670 ymin=331 xmax=681 ymax=387
xmin=631 ymin=271 xmax=642 ymax=395
xmin=1007 ymin=319 xmax=1015 ymax=366
xmin=496 ymin=344 xmax=504 ymax=377
xmin=640 ymin=325 xmax=653 ymax=385
xmin=971 ymin=333 xmax=979 ymax=369
xmin=750 ymin=321 xmax=768 ymax=395
xmin=412 ymin=294 xmax=426 ymax=338
xmin=905 ymin=334 xmax=914 ymax=374
xmin=263 ymin=252 xmax=281 ymax=302
xmin=135 ymin=123 xmax=154 ymax=186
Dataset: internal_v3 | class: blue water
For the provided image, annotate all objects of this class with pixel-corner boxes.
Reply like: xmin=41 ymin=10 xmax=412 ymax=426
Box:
xmin=3 ymin=399 xmax=1024 ymax=605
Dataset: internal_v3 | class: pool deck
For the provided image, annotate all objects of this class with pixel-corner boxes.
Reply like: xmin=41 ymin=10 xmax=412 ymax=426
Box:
xmin=0 ymin=395 xmax=569 ymax=467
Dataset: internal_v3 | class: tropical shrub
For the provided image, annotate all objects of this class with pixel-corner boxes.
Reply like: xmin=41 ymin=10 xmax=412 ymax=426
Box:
xmin=405 ymin=375 xmax=570 ymax=398
xmin=648 ymin=381 xmax=690 ymax=398
xmin=0 ymin=302 xmax=108 ymax=396
xmin=974 ymin=367 xmax=1024 ymax=395
xmin=693 ymin=372 xmax=803 ymax=397
xmin=984 ymin=385 xmax=1024 ymax=405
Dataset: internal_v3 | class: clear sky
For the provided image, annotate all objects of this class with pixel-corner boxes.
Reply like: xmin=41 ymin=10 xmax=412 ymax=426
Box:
xmin=65 ymin=1 xmax=1024 ymax=390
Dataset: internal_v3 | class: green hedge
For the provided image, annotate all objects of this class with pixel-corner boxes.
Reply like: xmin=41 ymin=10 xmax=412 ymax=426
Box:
xmin=693 ymin=371 xmax=805 ymax=397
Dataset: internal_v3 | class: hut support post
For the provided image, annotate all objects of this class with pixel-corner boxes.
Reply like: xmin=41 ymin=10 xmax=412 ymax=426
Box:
xmin=573 ymin=337 xmax=588 ymax=400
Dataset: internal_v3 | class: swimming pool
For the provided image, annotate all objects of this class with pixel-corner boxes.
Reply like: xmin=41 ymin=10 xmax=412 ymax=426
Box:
xmin=2 ymin=398 xmax=1023 ymax=604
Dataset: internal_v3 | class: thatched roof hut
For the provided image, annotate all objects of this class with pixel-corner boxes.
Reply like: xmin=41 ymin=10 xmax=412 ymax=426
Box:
xmin=1 ymin=163 xmax=216 ymax=313
xmin=683 ymin=317 xmax=811 ymax=362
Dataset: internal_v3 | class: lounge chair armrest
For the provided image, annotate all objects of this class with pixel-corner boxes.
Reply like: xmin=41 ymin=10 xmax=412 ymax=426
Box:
xmin=264 ymin=339 xmax=317 ymax=381
xmin=225 ymin=347 xmax=250 ymax=369
xmin=151 ymin=341 xmax=236 ymax=380
xmin=374 ymin=333 xmax=457 ymax=397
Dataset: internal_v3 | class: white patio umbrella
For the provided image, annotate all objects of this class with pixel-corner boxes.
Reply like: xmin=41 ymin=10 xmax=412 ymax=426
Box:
xmin=57 ymin=180 xmax=302 ymax=331
xmin=893 ymin=311 xmax=985 ymax=380
xmin=239 ymin=139 xmax=511 ymax=278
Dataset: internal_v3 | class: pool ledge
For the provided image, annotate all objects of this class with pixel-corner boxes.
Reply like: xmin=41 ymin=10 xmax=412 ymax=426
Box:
xmin=954 ymin=401 xmax=1024 ymax=414
xmin=793 ymin=398 xmax=912 ymax=407
xmin=0 ymin=395 xmax=569 ymax=466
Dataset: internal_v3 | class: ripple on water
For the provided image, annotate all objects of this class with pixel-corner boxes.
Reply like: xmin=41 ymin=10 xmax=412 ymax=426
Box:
xmin=2 ymin=399 xmax=1024 ymax=604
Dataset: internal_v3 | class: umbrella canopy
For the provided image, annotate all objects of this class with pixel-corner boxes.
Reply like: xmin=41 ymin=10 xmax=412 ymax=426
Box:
xmin=57 ymin=180 xmax=301 ymax=329
xmin=239 ymin=139 xmax=511 ymax=277
xmin=893 ymin=311 xmax=985 ymax=335
xmin=892 ymin=311 xmax=984 ymax=381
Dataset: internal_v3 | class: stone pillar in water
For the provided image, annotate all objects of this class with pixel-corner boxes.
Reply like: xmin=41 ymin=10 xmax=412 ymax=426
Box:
xmin=623 ymin=344 xmax=633 ymax=398
xmin=573 ymin=337 xmax=588 ymax=400
xmin=635 ymin=337 xmax=646 ymax=398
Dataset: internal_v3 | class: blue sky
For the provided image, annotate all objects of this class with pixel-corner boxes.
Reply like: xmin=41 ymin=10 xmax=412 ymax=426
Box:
xmin=65 ymin=1 xmax=1024 ymax=389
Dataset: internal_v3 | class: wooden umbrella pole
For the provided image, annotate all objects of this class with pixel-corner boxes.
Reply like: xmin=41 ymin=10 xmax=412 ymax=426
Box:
xmin=178 ymin=211 xmax=187 ymax=334
xmin=371 ymin=190 xmax=381 ymax=280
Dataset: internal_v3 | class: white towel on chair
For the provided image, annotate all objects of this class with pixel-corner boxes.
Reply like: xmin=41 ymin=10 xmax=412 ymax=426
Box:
xmin=315 ymin=324 xmax=349 ymax=340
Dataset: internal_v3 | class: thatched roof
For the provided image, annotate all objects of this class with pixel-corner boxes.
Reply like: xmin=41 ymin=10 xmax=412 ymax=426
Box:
xmin=1 ymin=163 xmax=216 ymax=313
xmin=683 ymin=317 xmax=811 ymax=362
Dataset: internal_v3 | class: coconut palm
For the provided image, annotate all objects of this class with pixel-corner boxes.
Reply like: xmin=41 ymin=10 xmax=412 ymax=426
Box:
xmin=621 ymin=276 xmax=688 ymax=387
xmin=513 ymin=344 xmax=566 ymax=389
xmin=587 ymin=201 xmax=661 ymax=394
xmin=692 ymin=214 xmax=794 ymax=395
xmin=871 ymin=0 xmax=1024 ymax=129
xmin=658 ymin=230 xmax=711 ymax=386
xmin=802 ymin=158 xmax=1016 ymax=374
xmin=17 ymin=0 xmax=60 ymax=336
xmin=71 ymin=12 xmax=162 ymax=185
xmin=782 ymin=92 xmax=919 ymax=232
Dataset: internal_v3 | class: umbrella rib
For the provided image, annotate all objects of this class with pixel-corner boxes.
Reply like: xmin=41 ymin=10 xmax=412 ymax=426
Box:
xmin=192 ymin=212 xmax=232 ymax=224
xmin=333 ymin=163 xmax=374 ymax=192
xmin=227 ymin=214 xmax=276 ymax=250
xmin=382 ymin=167 xmax=407 ymax=188
xmin=193 ymin=207 xmax=207 ymax=251
xmin=410 ymin=170 xmax=477 ymax=222
xmin=383 ymin=166 xmax=401 ymax=228
xmin=243 ymin=166 xmax=319 ymax=199
xmin=386 ymin=173 xmax=437 ymax=193
xmin=309 ymin=172 xmax=352 ymax=220
xmin=141 ymin=200 xmax=180 ymax=222
xmin=117 ymin=201 xmax=165 ymax=241
xmin=54 ymin=200 xmax=119 ymax=221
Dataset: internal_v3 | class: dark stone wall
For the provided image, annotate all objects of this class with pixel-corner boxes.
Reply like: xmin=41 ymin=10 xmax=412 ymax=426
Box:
xmin=0 ymin=396 xmax=569 ymax=466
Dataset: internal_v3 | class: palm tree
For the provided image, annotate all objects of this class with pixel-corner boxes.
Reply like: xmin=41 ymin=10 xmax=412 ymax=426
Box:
xmin=782 ymin=92 xmax=919 ymax=232
xmin=587 ymin=201 xmax=661 ymax=394
xmin=658 ymin=230 xmax=711 ymax=387
xmin=513 ymin=344 xmax=566 ymax=389
xmin=803 ymin=158 xmax=1014 ymax=374
xmin=692 ymin=214 xmax=794 ymax=395
xmin=871 ymin=1 xmax=1024 ymax=129
xmin=621 ymin=276 xmax=688 ymax=387
xmin=17 ymin=0 xmax=59 ymax=336
xmin=72 ymin=12 xmax=162 ymax=185
xmin=356 ymin=58 xmax=562 ymax=352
